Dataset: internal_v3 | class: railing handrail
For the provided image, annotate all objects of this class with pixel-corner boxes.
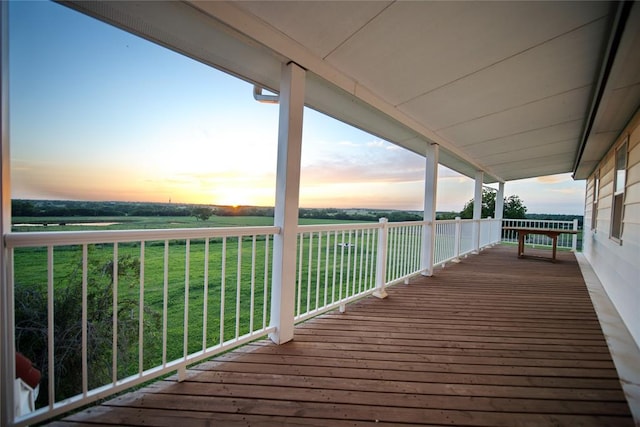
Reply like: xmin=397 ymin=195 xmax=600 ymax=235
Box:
xmin=386 ymin=219 xmax=430 ymax=228
xmin=298 ymin=217 xmax=485 ymax=233
xmin=501 ymin=218 xmax=578 ymax=226
xmin=4 ymin=225 xmax=281 ymax=247
xmin=296 ymin=222 xmax=380 ymax=233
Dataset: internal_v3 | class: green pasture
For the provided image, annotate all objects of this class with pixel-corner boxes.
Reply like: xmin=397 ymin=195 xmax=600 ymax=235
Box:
xmin=11 ymin=215 xmax=361 ymax=232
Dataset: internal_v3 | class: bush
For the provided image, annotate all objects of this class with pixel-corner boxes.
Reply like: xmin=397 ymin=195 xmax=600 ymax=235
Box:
xmin=14 ymin=253 xmax=160 ymax=407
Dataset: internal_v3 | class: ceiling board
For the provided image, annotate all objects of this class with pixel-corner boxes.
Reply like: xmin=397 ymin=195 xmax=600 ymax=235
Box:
xmin=465 ymin=120 xmax=583 ymax=158
xmin=400 ymin=18 xmax=608 ymax=131
xmin=234 ymin=1 xmax=392 ymax=58
xmin=477 ymin=141 xmax=577 ymax=166
xmin=441 ymin=86 xmax=593 ymax=147
xmin=498 ymin=158 xmax=578 ymax=181
xmin=326 ymin=1 xmax=610 ymax=106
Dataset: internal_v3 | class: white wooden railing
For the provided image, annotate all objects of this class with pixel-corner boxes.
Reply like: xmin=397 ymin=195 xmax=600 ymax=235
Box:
xmin=3 ymin=226 xmax=279 ymax=426
xmin=2 ymin=217 xmax=501 ymax=426
xmin=293 ymin=222 xmax=380 ymax=323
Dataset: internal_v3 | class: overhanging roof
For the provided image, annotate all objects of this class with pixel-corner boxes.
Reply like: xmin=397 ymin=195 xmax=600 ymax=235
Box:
xmin=65 ymin=0 xmax=640 ymax=183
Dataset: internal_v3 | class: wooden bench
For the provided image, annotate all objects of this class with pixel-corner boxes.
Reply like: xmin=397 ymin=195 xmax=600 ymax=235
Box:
xmin=503 ymin=227 xmax=579 ymax=262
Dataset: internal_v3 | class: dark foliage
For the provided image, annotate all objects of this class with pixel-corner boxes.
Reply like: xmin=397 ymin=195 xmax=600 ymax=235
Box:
xmin=460 ymin=189 xmax=527 ymax=219
xmin=14 ymin=254 xmax=160 ymax=407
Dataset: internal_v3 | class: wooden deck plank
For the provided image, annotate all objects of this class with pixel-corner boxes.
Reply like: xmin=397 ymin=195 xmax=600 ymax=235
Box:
xmin=97 ymin=391 xmax=629 ymax=427
xmin=56 ymin=245 xmax=634 ymax=426
xmin=196 ymin=360 xmax=624 ymax=389
xmin=228 ymin=341 xmax=617 ymax=369
xmin=168 ymin=371 xmax=630 ymax=408
xmin=55 ymin=405 xmax=403 ymax=427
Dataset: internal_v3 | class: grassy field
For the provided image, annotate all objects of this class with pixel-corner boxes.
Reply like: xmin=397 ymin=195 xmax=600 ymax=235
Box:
xmin=11 ymin=215 xmax=363 ymax=232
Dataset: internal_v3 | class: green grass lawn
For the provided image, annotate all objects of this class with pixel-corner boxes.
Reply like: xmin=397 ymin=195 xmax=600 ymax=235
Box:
xmin=12 ymin=214 xmax=364 ymax=232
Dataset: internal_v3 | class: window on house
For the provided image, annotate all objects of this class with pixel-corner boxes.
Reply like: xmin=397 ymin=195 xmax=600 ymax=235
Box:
xmin=611 ymin=138 xmax=627 ymax=241
xmin=591 ymin=170 xmax=599 ymax=230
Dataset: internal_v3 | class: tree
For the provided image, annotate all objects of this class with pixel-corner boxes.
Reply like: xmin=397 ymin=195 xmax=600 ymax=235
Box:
xmin=12 ymin=199 xmax=37 ymax=216
xmin=503 ymin=195 xmax=527 ymax=219
xmin=460 ymin=189 xmax=496 ymax=219
xmin=192 ymin=206 xmax=213 ymax=221
xmin=460 ymin=189 xmax=527 ymax=219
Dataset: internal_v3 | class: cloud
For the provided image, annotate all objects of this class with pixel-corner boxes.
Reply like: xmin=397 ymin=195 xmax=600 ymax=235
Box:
xmin=549 ymin=188 xmax=582 ymax=195
xmin=366 ymin=140 xmax=386 ymax=148
xmin=534 ymin=174 xmax=570 ymax=184
xmin=338 ymin=140 xmax=360 ymax=147
xmin=301 ymin=138 xmax=426 ymax=185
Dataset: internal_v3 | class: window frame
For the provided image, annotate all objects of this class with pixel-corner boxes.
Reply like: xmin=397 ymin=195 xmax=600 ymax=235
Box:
xmin=610 ymin=136 xmax=628 ymax=243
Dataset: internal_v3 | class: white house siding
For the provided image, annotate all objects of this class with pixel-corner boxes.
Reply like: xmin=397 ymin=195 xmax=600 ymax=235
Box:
xmin=584 ymin=110 xmax=640 ymax=348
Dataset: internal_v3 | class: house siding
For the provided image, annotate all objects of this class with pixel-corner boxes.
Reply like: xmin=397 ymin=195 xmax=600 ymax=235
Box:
xmin=584 ymin=109 xmax=640 ymax=348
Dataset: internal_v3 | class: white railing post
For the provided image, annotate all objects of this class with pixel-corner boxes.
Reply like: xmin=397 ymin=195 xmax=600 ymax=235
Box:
xmin=269 ymin=62 xmax=305 ymax=345
xmin=0 ymin=1 xmax=14 ymax=424
xmin=453 ymin=217 xmax=462 ymax=262
xmin=572 ymin=219 xmax=579 ymax=252
xmin=373 ymin=218 xmax=389 ymax=299
xmin=483 ymin=216 xmax=492 ymax=249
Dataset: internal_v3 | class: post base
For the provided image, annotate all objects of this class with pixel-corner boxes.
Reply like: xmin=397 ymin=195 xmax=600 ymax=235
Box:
xmin=372 ymin=289 xmax=388 ymax=299
xmin=269 ymin=330 xmax=294 ymax=345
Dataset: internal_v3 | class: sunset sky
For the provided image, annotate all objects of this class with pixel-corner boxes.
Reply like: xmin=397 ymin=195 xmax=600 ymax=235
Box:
xmin=8 ymin=1 xmax=586 ymax=215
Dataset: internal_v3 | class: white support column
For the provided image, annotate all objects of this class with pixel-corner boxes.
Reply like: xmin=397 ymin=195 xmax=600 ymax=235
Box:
xmin=495 ymin=182 xmax=504 ymax=221
xmin=0 ymin=2 xmax=14 ymax=424
xmin=495 ymin=182 xmax=505 ymax=243
xmin=373 ymin=218 xmax=389 ymax=299
xmin=472 ymin=171 xmax=483 ymax=253
xmin=453 ymin=216 xmax=462 ymax=262
xmin=421 ymin=143 xmax=439 ymax=276
xmin=571 ymin=219 xmax=579 ymax=252
xmin=269 ymin=62 xmax=305 ymax=345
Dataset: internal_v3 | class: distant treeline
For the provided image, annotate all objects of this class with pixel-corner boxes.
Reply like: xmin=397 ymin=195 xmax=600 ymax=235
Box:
xmin=11 ymin=200 xmax=422 ymax=222
xmin=11 ymin=200 xmax=583 ymax=225
xmin=12 ymin=199 xmax=194 ymax=217
xmin=523 ymin=213 xmax=584 ymax=228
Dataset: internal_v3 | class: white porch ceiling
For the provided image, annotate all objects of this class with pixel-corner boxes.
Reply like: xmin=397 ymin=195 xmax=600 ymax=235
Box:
xmin=66 ymin=0 xmax=640 ymax=183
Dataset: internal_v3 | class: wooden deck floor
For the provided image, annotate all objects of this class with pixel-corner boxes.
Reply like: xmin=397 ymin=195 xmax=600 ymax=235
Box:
xmin=53 ymin=245 xmax=634 ymax=426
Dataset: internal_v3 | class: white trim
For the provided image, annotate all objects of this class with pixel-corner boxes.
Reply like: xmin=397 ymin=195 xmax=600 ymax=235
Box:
xmin=576 ymin=253 xmax=640 ymax=424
